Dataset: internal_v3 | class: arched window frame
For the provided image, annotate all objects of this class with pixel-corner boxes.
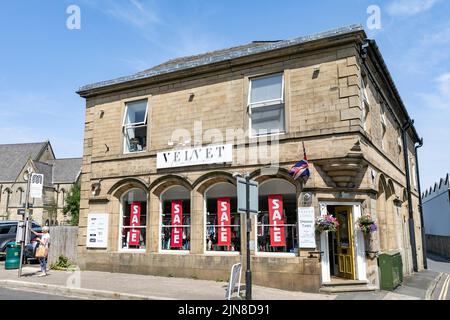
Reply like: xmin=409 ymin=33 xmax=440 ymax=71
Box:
xmin=159 ymin=185 xmax=191 ymax=254
xmin=119 ymin=188 xmax=148 ymax=252
xmin=203 ymin=182 xmax=241 ymax=255
xmin=254 ymin=178 xmax=298 ymax=257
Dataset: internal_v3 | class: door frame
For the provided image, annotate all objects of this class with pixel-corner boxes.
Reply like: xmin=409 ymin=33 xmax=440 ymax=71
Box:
xmin=319 ymin=202 xmax=367 ymax=283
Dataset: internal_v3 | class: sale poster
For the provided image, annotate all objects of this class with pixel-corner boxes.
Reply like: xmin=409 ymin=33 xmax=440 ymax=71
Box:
xmin=217 ymin=198 xmax=231 ymax=246
xmin=171 ymin=200 xmax=183 ymax=248
xmin=268 ymin=195 xmax=285 ymax=247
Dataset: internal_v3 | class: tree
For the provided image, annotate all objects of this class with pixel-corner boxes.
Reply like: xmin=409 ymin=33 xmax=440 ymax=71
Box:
xmin=64 ymin=183 xmax=80 ymax=226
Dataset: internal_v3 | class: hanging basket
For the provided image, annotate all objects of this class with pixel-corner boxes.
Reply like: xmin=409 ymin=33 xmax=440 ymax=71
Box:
xmin=315 ymin=214 xmax=340 ymax=233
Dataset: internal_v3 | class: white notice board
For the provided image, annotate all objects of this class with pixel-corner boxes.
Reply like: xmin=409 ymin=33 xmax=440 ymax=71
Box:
xmin=298 ymin=207 xmax=316 ymax=249
xmin=86 ymin=213 xmax=109 ymax=248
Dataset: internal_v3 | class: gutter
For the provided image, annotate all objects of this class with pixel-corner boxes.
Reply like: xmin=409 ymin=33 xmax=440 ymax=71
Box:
xmin=402 ymin=120 xmax=419 ymax=272
xmin=415 ymin=138 xmax=428 ymax=269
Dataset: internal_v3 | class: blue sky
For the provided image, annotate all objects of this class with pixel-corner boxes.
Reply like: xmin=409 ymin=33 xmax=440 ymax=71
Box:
xmin=0 ymin=0 xmax=449 ymax=190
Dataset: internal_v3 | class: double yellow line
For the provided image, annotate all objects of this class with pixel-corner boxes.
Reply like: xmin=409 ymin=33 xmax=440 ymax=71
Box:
xmin=438 ymin=274 xmax=450 ymax=300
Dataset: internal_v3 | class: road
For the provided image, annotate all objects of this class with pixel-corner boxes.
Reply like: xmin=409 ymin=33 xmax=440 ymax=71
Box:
xmin=0 ymin=288 xmax=78 ymax=300
xmin=427 ymin=254 xmax=450 ymax=300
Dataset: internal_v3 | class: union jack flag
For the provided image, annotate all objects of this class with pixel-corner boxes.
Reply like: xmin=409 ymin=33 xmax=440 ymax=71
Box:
xmin=289 ymin=142 xmax=310 ymax=182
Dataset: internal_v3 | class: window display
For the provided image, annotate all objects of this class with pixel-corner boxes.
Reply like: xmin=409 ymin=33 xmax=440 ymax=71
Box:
xmin=205 ymin=189 xmax=241 ymax=252
xmin=161 ymin=186 xmax=191 ymax=251
xmin=121 ymin=189 xmax=147 ymax=250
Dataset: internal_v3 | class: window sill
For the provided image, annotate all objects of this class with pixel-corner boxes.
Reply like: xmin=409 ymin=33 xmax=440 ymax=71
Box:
xmin=204 ymin=251 xmax=240 ymax=256
xmin=254 ymin=252 xmax=297 ymax=258
xmin=159 ymin=250 xmax=190 ymax=255
xmin=249 ymin=131 xmax=286 ymax=140
xmin=118 ymin=249 xmax=146 ymax=253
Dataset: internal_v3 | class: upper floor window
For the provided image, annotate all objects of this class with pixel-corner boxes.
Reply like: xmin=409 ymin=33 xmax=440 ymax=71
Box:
xmin=123 ymin=100 xmax=148 ymax=153
xmin=248 ymin=73 xmax=285 ymax=137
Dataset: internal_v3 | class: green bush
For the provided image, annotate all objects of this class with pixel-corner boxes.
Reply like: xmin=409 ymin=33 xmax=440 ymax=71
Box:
xmin=50 ymin=255 xmax=74 ymax=270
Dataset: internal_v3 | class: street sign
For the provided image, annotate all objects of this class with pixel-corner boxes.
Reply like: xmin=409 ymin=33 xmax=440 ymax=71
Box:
xmin=226 ymin=263 xmax=242 ymax=300
xmin=16 ymin=221 xmax=25 ymax=243
xmin=17 ymin=208 xmax=25 ymax=216
xmin=237 ymin=177 xmax=259 ymax=214
xmin=30 ymin=173 xmax=44 ymax=198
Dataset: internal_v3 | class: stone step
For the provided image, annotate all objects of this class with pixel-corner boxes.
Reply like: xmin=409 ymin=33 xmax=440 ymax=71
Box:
xmin=320 ymin=284 xmax=377 ymax=294
xmin=322 ymin=280 xmax=369 ymax=287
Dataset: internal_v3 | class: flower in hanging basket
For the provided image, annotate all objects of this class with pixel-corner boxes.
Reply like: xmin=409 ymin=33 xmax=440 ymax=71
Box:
xmin=357 ymin=214 xmax=377 ymax=234
xmin=315 ymin=214 xmax=340 ymax=233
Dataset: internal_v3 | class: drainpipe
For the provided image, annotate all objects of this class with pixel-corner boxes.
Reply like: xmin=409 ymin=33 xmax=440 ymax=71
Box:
xmin=415 ymin=138 xmax=428 ymax=269
xmin=402 ymin=120 xmax=419 ymax=272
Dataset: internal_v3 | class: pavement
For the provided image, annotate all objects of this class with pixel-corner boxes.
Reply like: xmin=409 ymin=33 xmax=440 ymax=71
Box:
xmin=0 ymin=256 xmax=447 ymax=300
xmin=0 ymin=262 xmax=335 ymax=300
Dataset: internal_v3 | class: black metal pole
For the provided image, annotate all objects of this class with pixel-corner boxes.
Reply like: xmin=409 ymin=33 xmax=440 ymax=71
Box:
xmin=402 ymin=121 xmax=418 ymax=272
xmin=245 ymin=175 xmax=252 ymax=300
xmin=18 ymin=171 xmax=31 ymax=278
xmin=415 ymin=139 xmax=427 ymax=269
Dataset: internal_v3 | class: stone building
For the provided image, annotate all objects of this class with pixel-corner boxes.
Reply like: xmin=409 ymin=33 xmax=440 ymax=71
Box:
xmin=76 ymin=25 xmax=425 ymax=292
xmin=423 ymin=173 xmax=450 ymax=258
xmin=0 ymin=141 xmax=82 ymax=226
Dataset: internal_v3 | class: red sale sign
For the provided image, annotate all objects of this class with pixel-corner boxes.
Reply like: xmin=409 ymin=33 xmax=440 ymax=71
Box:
xmin=129 ymin=229 xmax=140 ymax=246
xmin=217 ymin=198 xmax=231 ymax=246
xmin=268 ymin=195 xmax=285 ymax=247
xmin=171 ymin=200 xmax=183 ymax=248
xmin=130 ymin=202 xmax=141 ymax=227
xmin=129 ymin=202 xmax=141 ymax=246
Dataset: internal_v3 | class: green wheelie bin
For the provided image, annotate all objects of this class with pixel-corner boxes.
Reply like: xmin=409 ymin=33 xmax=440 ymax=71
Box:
xmin=5 ymin=242 xmax=21 ymax=270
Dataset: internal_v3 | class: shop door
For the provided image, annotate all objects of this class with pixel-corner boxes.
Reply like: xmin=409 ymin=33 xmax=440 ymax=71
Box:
xmin=335 ymin=206 xmax=356 ymax=280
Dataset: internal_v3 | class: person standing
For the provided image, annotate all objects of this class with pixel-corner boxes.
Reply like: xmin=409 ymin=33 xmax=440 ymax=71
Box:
xmin=31 ymin=226 xmax=50 ymax=277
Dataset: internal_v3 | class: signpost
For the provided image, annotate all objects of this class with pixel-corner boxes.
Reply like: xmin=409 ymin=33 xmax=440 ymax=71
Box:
xmin=18 ymin=170 xmax=42 ymax=278
xmin=235 ymin=174 xmax=258 ymax=300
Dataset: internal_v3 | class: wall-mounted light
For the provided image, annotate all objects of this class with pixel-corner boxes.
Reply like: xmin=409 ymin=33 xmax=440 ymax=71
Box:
xmin=188 ymin=93 xmax=195 ymax=102
xmin=98 ymin=110 xmax=104 ymax=119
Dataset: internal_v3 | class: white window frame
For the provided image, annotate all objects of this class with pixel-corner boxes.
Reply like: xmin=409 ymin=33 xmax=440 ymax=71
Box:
xmin=118 ymin=189 xmax=147 ymax=253
xmin=248 ymin=73 xmax=286 ymax=138
xmin=122 ymin=99 xmax=149 ymax=154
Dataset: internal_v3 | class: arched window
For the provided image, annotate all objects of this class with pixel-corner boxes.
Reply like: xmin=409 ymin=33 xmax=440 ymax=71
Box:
xmin=120 ymin=189 xmax=147 ymax=250
xmin=160 ymin=186 xmax=190 ymax=251
xmin=256 ymin=179 xmax=298 ymax=254
xmin=205 ymin=183 xmax=240 ymax=252
xmin=16 ymin=188 xmax=23 ymax=206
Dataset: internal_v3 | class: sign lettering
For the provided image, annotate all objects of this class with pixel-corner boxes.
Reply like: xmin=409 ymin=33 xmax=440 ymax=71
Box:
xmin=171 ymin=200 xmax=183 ymax=248
xmin=157 ymin=144 xmax=233 ymax=169
xmin=269 ymin=195 xmax=285 ymax=247
xmin=128 ymin=202 xmax=141 ymax=246
xmin=217 ymin=198 xmax=231 ymax=246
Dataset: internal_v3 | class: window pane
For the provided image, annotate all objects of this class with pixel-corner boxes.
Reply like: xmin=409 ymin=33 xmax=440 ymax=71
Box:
xmin=124 ymin=100 xmax=147 ymax=125
xmin=250 ymin=74 xmax=283 ymax=104
xmin=205 ymin=197 xmax=240 ymax=252
xmin=161 ymin=200 xmax=190 ymax=251
xmin=124 ymin=126 xmax=147 ymax=153
xmin=251 ymin=104 xmax=285 ymax=135
xmin=121 ymin=189 xmax=147 ymax=250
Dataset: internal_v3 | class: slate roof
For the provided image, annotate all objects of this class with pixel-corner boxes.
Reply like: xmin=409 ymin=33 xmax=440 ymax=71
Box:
xmin=0 ymin=142 xmax=81 ymax=185
xmin=0 ymin=142 xmax=48 ymax=182
xmin=78 ymin=24 xmax=363 ymax=93
xmin=47 ymin=158 xmax=82 ymax=184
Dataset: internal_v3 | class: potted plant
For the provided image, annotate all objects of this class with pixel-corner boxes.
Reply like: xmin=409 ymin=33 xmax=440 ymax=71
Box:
xmin=357 ymin=214 xmax=377 ymax=235
xmin=315 ymin=214 xmax=340 ymax=233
